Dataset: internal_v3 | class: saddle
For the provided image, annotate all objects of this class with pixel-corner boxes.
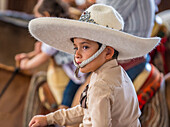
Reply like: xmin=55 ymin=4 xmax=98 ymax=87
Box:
xmin=135 ymin=63 xmax=163 ymax=109
xmin=150 ymin=15 xmax=170 ymax=74
xmin=134 ymin=63 xmax=169 ymax=127
xmin=23 ymin=58 xmax=70 ymax=127
xmin=38 ymin=58 xmax=69 ymax=111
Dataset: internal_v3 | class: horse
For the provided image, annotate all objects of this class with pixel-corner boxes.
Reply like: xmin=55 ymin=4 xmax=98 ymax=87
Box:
xmin=0 ymin=63 xmax=54 ymax=127
xmin=0 ymin=63 xmax=31 ymax=127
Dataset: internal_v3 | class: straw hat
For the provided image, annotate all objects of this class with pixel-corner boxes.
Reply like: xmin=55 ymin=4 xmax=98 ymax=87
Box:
xmin=29 ymin=4 xmax=160 ymax=60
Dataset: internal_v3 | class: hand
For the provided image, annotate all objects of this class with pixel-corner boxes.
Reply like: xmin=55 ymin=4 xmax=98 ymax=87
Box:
xmin=19 ymin=58 xmax=29 ymax=70
xmin=15 ymin=53 xmax=28 ymax=61
xmin=29 ymin=115 xmax=48 ymax=127
xmin=34 ymin=41 xmax=42 ymax=54
xmin=15 ymin=53 xmax=29 ymax=68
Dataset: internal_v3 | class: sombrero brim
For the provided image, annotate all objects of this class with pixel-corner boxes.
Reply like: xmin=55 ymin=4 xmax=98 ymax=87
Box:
xmin=29 ymin=17 xmax=160 ymax=60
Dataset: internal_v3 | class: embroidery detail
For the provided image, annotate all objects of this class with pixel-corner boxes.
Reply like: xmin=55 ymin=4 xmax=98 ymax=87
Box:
xmin=79 ymin=11 xmax=98 ymax=24
xmin=79 ymin=11 xmax=115 ymax=29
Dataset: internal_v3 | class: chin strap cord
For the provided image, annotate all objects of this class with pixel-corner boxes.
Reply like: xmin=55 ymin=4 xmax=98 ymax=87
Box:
xmin=74 ymin=67 xmax=80 ymax=79
xmin=73 ymin=44 xmax=106 ymax=79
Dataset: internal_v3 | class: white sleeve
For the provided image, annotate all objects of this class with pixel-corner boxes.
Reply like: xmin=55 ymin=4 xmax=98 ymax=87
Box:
xmin=41 ymin=43 xmax=58 ymax=56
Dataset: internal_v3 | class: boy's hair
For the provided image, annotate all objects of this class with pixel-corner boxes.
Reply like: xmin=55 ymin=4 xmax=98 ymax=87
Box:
xmin=112 ymin=49 xmax=119 ymax=59
xmin=38 ymin=0 xmax=70 ymax=18
xmin=97 ymin=42 xmax=119 ymax=59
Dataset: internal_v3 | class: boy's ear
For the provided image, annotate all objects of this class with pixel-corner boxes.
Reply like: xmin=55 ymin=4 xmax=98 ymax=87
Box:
xmin=105 ymin=46 xmax=114 ymax=60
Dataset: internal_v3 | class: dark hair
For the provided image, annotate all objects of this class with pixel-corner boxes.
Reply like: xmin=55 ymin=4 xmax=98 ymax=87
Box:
xmin=97 ymin=42 xmax=119 ymax=59
xmin=97 ymin=42 xmax=102 ymax=49
xmin=112 ymin=49 xmax=119 ymax=59
xmin=38 ymin=0 xmax=70 ymax=18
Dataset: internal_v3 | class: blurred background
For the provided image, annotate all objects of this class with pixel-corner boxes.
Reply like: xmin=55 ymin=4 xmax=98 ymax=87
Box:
xmin=0 ymin=0 xmax=169 ymax=68
xmin=0 ymin=1 xmax=170 ymax=127
xmin=0 ymin=0 xmax=42 ymax=73
xmin=0 ymin=0 xmax=37 ymax=68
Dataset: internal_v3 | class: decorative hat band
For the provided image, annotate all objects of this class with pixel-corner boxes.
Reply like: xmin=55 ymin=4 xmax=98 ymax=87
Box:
xmin=79 ymin=11 xmax=122 ymax=30
xmin=79 ymin=11 xmax=98 ymax=25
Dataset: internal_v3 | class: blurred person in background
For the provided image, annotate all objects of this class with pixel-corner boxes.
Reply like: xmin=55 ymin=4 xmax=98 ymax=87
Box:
xmin=95 ymin=0 xmax=159 ymax=81
xmin=15 ymin=0 xmax=87 ymax=110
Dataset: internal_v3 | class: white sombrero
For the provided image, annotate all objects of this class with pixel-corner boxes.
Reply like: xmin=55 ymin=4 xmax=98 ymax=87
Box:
xmin=29 ymin=4 xmax=160 ymax=61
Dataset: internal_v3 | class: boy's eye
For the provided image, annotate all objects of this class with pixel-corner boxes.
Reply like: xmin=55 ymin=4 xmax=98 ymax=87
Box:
xmin=73 ymin=47 xmax=78 ymax=50
xmin=83 ymin=46 xmax=89 ymax=49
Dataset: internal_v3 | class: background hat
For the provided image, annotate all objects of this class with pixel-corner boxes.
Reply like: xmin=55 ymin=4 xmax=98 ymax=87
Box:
xmin=29 ymin=4 xmax=160 ymax=60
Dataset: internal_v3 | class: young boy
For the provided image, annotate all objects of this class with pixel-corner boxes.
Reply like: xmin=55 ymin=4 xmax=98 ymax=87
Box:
xmin=28 ymin=4 xmax=160 ymax=127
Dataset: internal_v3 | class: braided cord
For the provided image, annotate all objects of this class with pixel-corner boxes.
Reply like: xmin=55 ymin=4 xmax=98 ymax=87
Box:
xmin=73 ymin=44 xmax=106 ymax=79
xmin=74 ymin=44 xmax=106 ymax=68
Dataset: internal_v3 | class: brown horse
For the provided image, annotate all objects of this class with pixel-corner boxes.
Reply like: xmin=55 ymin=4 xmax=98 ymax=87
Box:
xmin=0 ymin=63 xmax=32 ymax=127
xmin=0 ymin=63 xmax=56 ymax=127
xmin=0 ymin=63 xmax=53 ymax=127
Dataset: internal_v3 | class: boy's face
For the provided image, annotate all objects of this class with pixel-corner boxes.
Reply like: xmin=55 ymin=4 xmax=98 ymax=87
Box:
xmin=73 ymin=38 xmax=108 ymax=73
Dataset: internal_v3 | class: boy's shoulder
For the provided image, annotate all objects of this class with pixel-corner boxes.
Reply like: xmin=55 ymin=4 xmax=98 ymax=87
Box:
xmin=91 ymin=64 xmax=132 ymax=89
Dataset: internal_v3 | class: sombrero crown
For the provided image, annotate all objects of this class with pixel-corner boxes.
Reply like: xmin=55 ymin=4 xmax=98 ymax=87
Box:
xmin=29 ymin=4 xmax=160 ymax=60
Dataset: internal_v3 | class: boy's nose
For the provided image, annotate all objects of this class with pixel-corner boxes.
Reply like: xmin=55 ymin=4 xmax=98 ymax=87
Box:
xmin=75 ymin=50 xmax=81 ymax=59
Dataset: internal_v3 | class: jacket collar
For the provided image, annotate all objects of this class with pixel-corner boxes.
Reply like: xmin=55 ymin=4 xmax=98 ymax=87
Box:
xmin=95 ymin=59 xmax=118 ymax=74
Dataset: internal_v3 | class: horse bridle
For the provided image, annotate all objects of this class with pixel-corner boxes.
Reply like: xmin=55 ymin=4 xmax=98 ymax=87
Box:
xmin=0 ymin=67 xmax=20 ymax=99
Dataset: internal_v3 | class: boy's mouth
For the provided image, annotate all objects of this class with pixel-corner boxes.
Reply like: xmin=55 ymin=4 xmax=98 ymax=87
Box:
xmin=76 ymin=62 xmax=82 ymax=65
xmin=77 ymin=62 xmax=81 ymax=64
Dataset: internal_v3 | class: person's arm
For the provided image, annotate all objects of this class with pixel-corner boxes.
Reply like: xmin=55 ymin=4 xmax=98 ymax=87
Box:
xmin=15 ymin=41 xmax=42 ymax=60
xmin=19 ymin=52 xmax=50 ymax=70
xmin=26 ymin=41 xmax=42 ymax=58
xmin=15 ymin=41 xmax=42 ymax=67
xmin=19 ymin=42 xmax=58 ymax=70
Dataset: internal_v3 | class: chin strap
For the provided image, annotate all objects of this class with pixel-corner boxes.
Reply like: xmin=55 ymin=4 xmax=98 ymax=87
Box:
xmin=73 ymin=44 xmax=106 ymax=79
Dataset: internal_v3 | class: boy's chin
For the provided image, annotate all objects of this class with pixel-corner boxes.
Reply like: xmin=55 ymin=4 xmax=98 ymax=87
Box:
xmin=79 ymin=69 xmax=87 ymax=73
xmin=79 ymin=68 xmax=90 ymax=73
